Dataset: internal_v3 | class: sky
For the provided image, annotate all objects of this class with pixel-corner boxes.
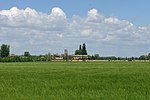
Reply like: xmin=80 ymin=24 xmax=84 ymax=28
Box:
xmin=0 ymin=0 xmax=150 ymax=57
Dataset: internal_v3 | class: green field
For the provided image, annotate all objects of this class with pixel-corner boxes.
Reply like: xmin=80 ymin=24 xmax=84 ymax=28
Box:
xmin=0 ymin=62 xmax=150 ymax=100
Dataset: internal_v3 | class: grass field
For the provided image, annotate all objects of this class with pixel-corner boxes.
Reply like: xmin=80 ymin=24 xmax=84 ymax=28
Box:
xmin=0 ymin=61 xmax=150 ymax=100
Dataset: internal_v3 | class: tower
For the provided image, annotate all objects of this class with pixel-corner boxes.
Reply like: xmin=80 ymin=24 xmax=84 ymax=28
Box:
xmin=64 ymin=49 xmax=68 ymax=60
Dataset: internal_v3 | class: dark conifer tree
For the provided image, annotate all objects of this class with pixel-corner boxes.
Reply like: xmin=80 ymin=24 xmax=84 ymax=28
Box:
xmin=24 ymin=51 xmax=31 ymax=57
xmin=0 ymin=44 xmax=10 ymax=57
xmin=79 ymin=45 xmax=82 ymax=55
xmin=82 ymin=43 xmax=87 ymax=55
xmin=79 ymin=45 xmax=82 ymax=51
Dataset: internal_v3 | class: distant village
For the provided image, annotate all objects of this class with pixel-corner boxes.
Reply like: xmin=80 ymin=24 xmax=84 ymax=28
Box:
xmin=0 ymin=43 xmax=150 ymax=62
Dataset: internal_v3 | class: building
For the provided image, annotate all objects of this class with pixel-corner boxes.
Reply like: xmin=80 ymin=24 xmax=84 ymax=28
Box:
xmin=9 ymin=54 xmax=16 ymax=57
xmin=64 ymin=49 xmax=68 ymax=60
xmin=64 ymin=49 xmax=68 ymax=57
xmin=72 ymin=55 xmax=88 ymax=60
xmin=55 ymin=55 xmax=63 ymax=60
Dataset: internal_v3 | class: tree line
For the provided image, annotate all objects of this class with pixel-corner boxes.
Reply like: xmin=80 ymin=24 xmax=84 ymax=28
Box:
xmin=0 ymin=44 xmax=150 ymax=62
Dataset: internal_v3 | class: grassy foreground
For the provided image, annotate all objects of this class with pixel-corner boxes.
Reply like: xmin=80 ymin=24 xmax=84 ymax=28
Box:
xmin=0 ymin=62 xmax=150 ymax=100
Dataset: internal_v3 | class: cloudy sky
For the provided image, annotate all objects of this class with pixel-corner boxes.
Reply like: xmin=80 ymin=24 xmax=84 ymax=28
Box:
xmin=0 ymin=0 xmax=150 ymax=57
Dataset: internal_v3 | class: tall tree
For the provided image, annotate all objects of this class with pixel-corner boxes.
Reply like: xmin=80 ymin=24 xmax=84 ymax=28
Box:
xmin=24 ymin=51 xmax=31 ymax=57
xmin=45 ymin=52 xmax=52 ymax=61
xmin=148 ymin=53 xmax=150 ymax=60
xmin=79 ymin=45 xmax=82 ymax=55
xmin=75 ymin=43 xmax=88 ymax=55
xmin=0 ymin=44 xmax=10 ymax=57
xmin=79 ymin=45 xmax=82 ymax=51
xmin=82 ymin=43 xmax=87 ymax=55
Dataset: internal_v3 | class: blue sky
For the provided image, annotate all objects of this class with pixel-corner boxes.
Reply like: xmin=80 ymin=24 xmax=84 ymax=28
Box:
xmin=0 ymin=0 xmax=150 ymax=56
xmin=0 ymin=0 xmax=150 ymax=25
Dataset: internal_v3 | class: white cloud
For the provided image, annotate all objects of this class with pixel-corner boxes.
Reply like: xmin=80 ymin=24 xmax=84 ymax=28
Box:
xmin=0 ymin=7 xmax=22 ymax=17
xmin=0 ymin=7 xmax=150 ymax=56
xmin=88 ymin=9 xmax=99 ymax=20
xmin=105 ymin=17 xmax=121 ymax=24
xmin=81 ymin=29 xmax=92 ymax=37
xmin=50 ymin=7 xmax=66 ymax=18
xmin=57 ymin=33 xmax=64 ymax=38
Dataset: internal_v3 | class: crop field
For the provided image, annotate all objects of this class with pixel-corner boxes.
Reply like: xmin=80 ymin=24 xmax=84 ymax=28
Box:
xmin=0 ymin=61 xmax=150 ymax=100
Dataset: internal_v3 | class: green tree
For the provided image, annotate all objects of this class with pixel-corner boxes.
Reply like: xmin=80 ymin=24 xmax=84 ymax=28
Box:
xmin=131 ymin=56 xmax=134 ymax=61
xmin=148 ymin=53 xmax=150 ymax=60
xmin=0 ymin=44 xmax=10 ymax=57
xmin=75 ymin=45 xmax=82 ymax=55
xmin=125 ymin=56 xmax=128 ymax=60
xmin=75 ymin=50 xmax=80 ymax=55
xmin=79 ymin=45 xmax=82 ymax=50
xmin=79 ymin=45 xmax=82 ymax=55
xmin=24 ymin=51 xmax=31 ymax=57
xmin=139 ymin=55 xmax=148 ymax=60
xmin=82 ymin=43 xmax=87 ymax=55
xmin=45 ymin=52 xmax=52 ymax=61
xmin=95 ymin=54 xmax=100 ymax=60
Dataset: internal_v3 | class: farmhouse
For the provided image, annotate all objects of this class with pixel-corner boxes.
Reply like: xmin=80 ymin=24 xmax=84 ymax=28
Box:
xmin=72 ymin=55 xmax=88 ymax=60
xmin=9 ymin=54 xmax=16 ymax=57
xmin=55 ymin=55 xmax=63 ymax=60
